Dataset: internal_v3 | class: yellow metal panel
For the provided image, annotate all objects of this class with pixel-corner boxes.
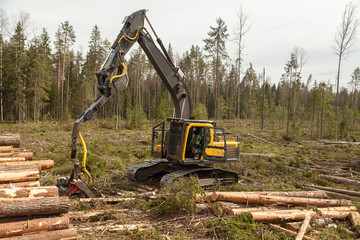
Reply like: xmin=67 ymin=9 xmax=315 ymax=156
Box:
xmin=181 ymin=123 xmax=213 ymax=161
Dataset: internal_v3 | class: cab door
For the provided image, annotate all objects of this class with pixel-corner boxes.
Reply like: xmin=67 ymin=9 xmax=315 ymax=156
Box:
xmin=203 ymin=127 xmax=227 ymax=162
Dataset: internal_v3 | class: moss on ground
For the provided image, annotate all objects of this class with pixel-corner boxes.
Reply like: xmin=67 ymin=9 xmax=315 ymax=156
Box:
xmin=2 ymin=119 xmax=360 ymax=239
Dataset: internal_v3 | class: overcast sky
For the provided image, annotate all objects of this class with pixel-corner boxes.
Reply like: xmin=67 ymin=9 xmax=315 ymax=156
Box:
xmin=2 ymin=0 xmax=360 ymax=88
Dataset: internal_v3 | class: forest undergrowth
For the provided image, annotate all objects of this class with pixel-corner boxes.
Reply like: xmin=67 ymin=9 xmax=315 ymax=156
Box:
xmin=1 ymin=118 xmax=360 ymax=239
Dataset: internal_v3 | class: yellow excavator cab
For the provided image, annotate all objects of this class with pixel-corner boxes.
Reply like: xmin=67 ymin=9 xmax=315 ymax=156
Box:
xmin=151 ymin=118 xmax=239 ymax=165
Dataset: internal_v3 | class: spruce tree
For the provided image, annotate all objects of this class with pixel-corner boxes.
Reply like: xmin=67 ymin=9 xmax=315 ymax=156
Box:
xmin=203 ymin=18 xmax=228 ymax=119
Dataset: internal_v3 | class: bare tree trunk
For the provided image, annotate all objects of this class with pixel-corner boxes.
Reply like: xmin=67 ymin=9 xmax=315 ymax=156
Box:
xmin=235 ymin=6 xmax=251 ymax=132
xmin=333 ymin=3 xmax=359 ymax=139
xmin=335 ymin=56 xmax=341 ymax=139
xmin=286 ymin=73 xmax=292 ymax=136
xmin=261 ymin=68 xmax=265 ymax=129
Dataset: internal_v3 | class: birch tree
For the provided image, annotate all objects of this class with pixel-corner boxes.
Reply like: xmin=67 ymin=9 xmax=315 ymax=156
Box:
xmin=332 ymin=3 xmax=358 ymax=139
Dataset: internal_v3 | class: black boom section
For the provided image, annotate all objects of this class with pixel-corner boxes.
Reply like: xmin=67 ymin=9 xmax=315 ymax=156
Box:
xmin=138 ymin=30 xmax=192 ymax=119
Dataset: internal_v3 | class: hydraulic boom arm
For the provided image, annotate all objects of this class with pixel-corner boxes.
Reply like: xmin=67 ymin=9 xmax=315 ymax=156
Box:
xmin=67 ymin=10 xmax=192 ymax=192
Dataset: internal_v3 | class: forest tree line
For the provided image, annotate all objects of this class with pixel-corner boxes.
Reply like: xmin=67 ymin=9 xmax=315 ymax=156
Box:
xmin=0 ymin=9 xmax=359 ymax=141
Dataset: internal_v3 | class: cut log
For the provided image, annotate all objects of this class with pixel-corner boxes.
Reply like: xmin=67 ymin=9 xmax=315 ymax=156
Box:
xmin=0 ymin=164 xmax=40 ymax=183
xmin=319 ymin=139 xmax=360 ymax=145
xmin=306 ymin=186 xmax=356 ymax=200
xmin=240 ymin=153 xmax=275 ymax=158
xmin=250 ymin=207 xmax=355 ymax=222
xmin=69 ymin=209 xmax=129 ymax=220
xmin=0 ymin=157 xmax=26 ymax=162
xmin=77 ymin=224 xmax=154 ymax=232
xmin=0 ymin=197 xmax=70 ymax=217
xmin=228 ymin=206 xmax=288 ymax=215
xmin=76 ymin=197 xmax=136 ymax=203
xmin=246 ymin=133 xmax=275 ymax=145
xmin=228 ymin=206 xmax=356 ymax=216
xmin=306 ymin=185 xmax=360 ymax=198
xmin=319 ymin=174 xmax=360 ymax=185
xmin=1 ymin=228 xmax=77 ymax=240
xmin=0 ymin=181 xmax=40 ymax=189
xmin=268 ymin=224 xmax=315 ymax=240
xmin=200 ymin=191 xmax=327 ymax=202
xmin=209 ymin=192 xmax=352 ymax=207
xmin=0 ymin=160 xmax=54 ymax=171
xmin=242 ymin=191 xmax=327 ymax=199
xmin=0 ymin=163 xmax=40 ymax=172
xmin=348 ymin=212 xmax=360 ymax=236
xmin=70 ymin=210 xmax=106 ymax=220
xmin=295 ymin=213 xmax=312 ymax=240
xmin=0 ymin=214 xmax=69 ymax=238
xmin=0 ymin=133 xmax=20 ymax=147
xmin=0 ymin=186 xmax=59 ymax=198
xmin=334 ymin=172 xmax=353 ymax=178
xmin=0 ymin=146 xmax=13 ymax=153
xmin=0 ymin=152 xmax=33 ymax=160
xmin=349 ymin=211 xmax=360 ymax=226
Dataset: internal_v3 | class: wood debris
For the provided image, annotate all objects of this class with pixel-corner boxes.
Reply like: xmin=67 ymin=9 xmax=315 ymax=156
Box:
xmin=198 ymin=190 xmax=358 ymax=239
xmin=0 ymin=133 xmax=76 ymax=239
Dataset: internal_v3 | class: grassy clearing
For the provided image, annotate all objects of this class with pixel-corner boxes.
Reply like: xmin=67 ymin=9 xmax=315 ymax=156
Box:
xmin=2 ymin=118 xmax=360 ymax=239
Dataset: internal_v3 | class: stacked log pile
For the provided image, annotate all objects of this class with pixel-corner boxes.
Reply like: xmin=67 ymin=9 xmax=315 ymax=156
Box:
xmin=197 ymin=191 xmax=360 ymax=239
xmin=0 ymin=133 xmax=77 ymax=240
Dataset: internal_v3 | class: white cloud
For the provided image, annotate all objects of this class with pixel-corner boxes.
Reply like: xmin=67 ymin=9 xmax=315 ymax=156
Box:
xmin=2 ymin=0 xmax=359 ymax=87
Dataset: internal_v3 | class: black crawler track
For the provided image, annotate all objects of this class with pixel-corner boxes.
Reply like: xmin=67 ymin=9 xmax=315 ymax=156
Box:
xmin=127 ymin=159 xmax=238 ymax=188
